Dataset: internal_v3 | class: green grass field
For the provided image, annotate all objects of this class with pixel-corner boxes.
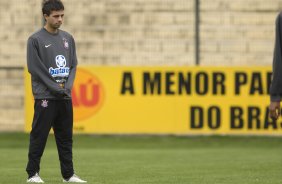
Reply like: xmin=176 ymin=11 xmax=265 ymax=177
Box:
xmin=0 ymin=133 xmax=281 ymax=184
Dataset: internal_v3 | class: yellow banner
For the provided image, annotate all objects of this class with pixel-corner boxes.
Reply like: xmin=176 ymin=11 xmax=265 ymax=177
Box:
xmin=25 ymin=66 xmax=280 ymax=135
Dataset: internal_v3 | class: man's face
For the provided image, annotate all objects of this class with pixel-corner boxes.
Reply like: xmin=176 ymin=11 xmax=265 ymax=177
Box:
xmin=44 ymin=10 xmax=64 ymax=29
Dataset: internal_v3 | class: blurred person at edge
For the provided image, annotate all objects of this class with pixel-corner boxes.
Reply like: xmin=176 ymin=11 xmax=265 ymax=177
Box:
xmin=270 ymin=12 xmax=282 ymax=121
xmin=25 ymin=0 xmax=86 ymax=183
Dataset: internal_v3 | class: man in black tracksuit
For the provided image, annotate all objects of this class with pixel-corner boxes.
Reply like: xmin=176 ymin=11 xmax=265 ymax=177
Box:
xmin=269 ymin=12 xmax=282 ymax=121
xmin=26 ymin=0 xmax=86 ymax=183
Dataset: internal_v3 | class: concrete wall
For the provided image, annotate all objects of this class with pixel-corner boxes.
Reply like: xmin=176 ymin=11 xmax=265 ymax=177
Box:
xmin=200 ymin=0 xmax=281 ymax=65
xmin=0 ymin=0 xmax=280 ymax=131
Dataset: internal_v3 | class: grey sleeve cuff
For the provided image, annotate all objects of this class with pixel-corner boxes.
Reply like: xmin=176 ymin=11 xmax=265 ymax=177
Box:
xmin=271 ymin=95 xmax=281 ymax=102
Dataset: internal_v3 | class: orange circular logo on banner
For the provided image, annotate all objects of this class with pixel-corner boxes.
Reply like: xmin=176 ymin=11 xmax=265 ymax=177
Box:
xmin=72 ymin=68 xmax=104 ymax=122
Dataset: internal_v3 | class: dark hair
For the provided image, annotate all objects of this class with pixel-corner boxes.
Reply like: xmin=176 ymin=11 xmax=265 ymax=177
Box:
xmin=42 ymin=0 xmax=64 ymax=16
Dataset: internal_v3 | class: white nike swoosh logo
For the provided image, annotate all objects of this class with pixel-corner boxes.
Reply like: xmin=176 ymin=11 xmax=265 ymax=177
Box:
xmin=45 ymin=44 xmax=52 ymax=48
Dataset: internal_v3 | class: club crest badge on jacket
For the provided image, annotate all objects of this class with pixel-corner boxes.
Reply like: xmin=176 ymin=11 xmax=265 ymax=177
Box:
xmin=63 ymin=38 xmax=69 ymax=49
xmin=41 ymin=100 xmax=48 ymax=108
